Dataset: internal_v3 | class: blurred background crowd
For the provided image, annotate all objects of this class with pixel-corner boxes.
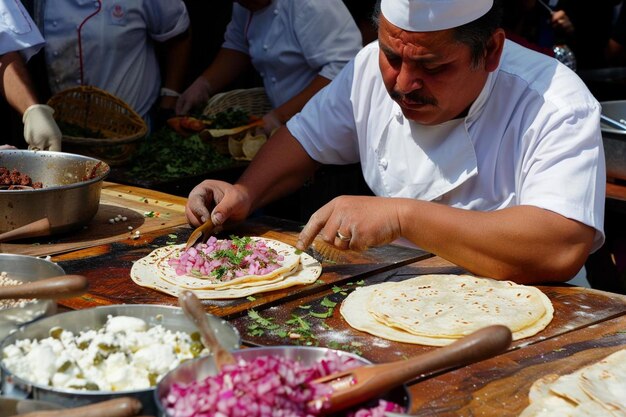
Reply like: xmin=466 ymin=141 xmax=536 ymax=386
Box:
xmin=2 ymin=0 xmax=625 ymax=147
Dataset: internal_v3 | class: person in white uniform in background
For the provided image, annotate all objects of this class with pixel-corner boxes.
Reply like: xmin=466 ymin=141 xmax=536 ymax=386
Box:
xmin=175 ymin=0 xmax=362 ymax=133
xmin=31 ymin=0 xmax=191 ymax=127
xmin=184 ymin=0 xmax=606 ymax=285
xmin=0 ymin=0 xmax=61 ymax=151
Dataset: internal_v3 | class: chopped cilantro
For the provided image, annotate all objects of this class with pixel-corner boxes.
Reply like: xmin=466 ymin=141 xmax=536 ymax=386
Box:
xmin=320 ymin=297 xmax=337 ymax=308
xmin=309 ymin=308 xmax=334 ymax=319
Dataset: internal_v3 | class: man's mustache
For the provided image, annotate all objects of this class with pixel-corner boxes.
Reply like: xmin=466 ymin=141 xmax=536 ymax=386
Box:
xmin=390 ymin=90 xmax=437 ymax=106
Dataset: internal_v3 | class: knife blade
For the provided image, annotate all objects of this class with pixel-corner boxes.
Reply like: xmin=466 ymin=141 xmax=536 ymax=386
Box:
xmin=385 ymin=413 xmax=414 ymax=417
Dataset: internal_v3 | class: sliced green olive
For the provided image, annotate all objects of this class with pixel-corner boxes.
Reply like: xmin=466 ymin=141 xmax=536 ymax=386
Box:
xmin=93 ymin=352 xmax=105 ymax=365
xmin=84 ymin=382 xmax=100 ymax=391
xmin=49 ymin=327 xmax=64 ymax=339
xmin=57 ymin=360 xmax=72 ymax=372
xmin=148 ymin=372 xmax=159 ymax=386
xmin=97 ymin=343 xmax=118 ymax=352
xmin=190 ymin=341 xmax=204 ymax=357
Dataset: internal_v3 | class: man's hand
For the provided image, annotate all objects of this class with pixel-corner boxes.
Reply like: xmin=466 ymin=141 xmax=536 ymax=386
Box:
xmin=186 ymin=180 xmax=252 ymax=228
xmin=176 ymin=76 xmax=212 ymax=116
xmin=22 ymin=104 xmax=62 ymax=151
xmin=297 ymin=196 xmax=403 ymax=251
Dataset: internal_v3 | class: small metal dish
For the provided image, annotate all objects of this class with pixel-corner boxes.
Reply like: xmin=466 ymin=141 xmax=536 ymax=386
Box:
xmin=0 ymin=254 xmax=63 ymax=342
xmin=155 ymin=345 xmax=410 ymax=417
xmin=0 ymin=304 xmax=241 ymax=415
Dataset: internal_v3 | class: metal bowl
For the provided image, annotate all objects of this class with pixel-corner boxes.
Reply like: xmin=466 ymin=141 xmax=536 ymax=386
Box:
xmin=0 ymin=254 xmax=63 ymax=342
xmin=0 ymin=150 xmax=109 ymax=234
xmin=0 ymin=304 xmax=241 ymax=415
xmin=155 ymin=345 xmax=410 ymax=417
xmin=0 ymin=397 xmax=62 ymax=416
xmin=600 ymin=100 xmax=626 ymax=181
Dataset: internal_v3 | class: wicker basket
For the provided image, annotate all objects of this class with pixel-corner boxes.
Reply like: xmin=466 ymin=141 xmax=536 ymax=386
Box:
xmin=203 ymin=87 xmax=272 ymax=117
xmin=202 ymin=88 xmax=272 ymax=155
xmin=47 ymin=86 xmax=148 ymax=166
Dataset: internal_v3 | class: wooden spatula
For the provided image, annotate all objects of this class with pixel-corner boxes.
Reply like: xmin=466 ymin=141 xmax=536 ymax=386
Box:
xmin=178 ymin=290 xmax=236 ymax=371
xmin=310 ymin=325 xmax=512 ymax=415
xmin=0 ymin=218 xmax=50 ymax=243
xmin=0 ymin=274 xmax=88 ymax=300
xmin=184 ymin=217 xmax=215 ymax=250
xmin=13 ymin=397 xmax=142 ymax=417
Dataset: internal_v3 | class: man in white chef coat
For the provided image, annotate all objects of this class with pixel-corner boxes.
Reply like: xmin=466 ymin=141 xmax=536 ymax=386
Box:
xmin=185 ymin=0 xmax=606 ymax=285
xmin=0 ymin=0 xmax=61 ymax=151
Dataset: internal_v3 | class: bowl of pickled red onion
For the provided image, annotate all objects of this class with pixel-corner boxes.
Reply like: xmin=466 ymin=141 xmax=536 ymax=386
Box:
xmin=155 ymin=345 xmax=409 ymax=417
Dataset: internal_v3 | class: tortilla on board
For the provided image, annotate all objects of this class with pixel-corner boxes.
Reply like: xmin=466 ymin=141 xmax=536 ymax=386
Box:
xmin=340 ymin=274 xmax=554 ymax=346
xmin=130 ymin=238 xmax=322 ymax=300
xmin=152 ymin=238 xmax=302 ymax=290
xmin=519 ymin=348 xmax=626 ymax=417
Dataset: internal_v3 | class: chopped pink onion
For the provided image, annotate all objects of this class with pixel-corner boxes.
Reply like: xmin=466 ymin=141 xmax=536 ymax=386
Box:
xmin=168 ymin=236 xmax=284 ymax=281
xmin=162 ymin=352 xmax=405 ymax=417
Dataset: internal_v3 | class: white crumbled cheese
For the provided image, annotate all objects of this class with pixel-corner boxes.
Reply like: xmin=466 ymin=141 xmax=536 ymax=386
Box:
xmin=2 ymin=315 xmax=207 ymax=392
xmin=105 ymin=316 xmax=147 ymax=333
xmin=0 ymin=271 xmax=35 ymax=309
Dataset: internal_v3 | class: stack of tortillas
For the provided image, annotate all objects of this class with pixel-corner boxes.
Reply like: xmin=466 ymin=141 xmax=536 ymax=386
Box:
xmin=130 ymin=237 xmax=322 ymax=299
xmin=340 ymin=274 xmax=554 ymax=346
xmin=519 ymin=348 xmax=626 ymax=416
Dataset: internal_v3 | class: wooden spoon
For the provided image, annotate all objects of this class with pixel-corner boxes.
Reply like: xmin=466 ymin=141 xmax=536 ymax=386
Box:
xmin=0 ymin=274 xmax=88 ymax=300
xmin=310 ymin=325 xmax=512 ymax=415
xmin=178 ymin=290 xmax=236 ymax=371
xmin=184 ymin=217 xmax=215 ymax=250
xmin=13 ymin=397 xmax=142 ymax=417
xmin=0 ymin=218 xmax=51 ymax=243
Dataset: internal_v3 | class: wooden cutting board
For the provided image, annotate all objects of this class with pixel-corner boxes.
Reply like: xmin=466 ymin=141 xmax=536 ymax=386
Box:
xmin=406 ymin=313 xmax=626 ymax=416
xmin=231 ymin=263 xmax=626 ymax=363
xmin=0 ymin=182 xmax=188 ymax=256
xmin=56 ymin=216 xmax=430 ymax=317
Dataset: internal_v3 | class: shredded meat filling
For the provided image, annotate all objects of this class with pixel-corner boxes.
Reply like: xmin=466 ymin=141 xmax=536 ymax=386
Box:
xmin=0 ymin=167 xmax=43 ymax=189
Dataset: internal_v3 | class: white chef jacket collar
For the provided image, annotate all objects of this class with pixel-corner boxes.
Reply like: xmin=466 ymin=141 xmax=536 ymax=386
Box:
xmin=375 ymin=105 xmax=478 ymax=201
xmin=465 ymin=69 xmax=498 ymax=124
xmin=370 ymin=61 xmax=502 ymax=201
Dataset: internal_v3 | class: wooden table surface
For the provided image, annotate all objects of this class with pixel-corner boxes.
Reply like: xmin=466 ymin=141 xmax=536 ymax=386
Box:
xmin=29 ymin=183 xmax=626 ymax=416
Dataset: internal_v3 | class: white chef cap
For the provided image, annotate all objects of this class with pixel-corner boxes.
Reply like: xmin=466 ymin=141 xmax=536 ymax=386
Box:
xmin=380 ymin=0 xmax=494 ymax=32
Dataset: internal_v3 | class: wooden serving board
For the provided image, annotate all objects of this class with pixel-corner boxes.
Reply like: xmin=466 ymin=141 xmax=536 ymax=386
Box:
xmin=406 ymin=313 xmax=626 ymax=416
xmin=56 ymin=216 xmax=430 ymax=318
xmin=0 ymin=183 xmax=188 ymax=256
xmin=230 ymin=257 xmax=626 ymax=365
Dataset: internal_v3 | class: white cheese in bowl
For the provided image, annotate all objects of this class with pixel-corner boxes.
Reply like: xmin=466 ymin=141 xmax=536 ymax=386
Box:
xmin=2 ymin=315 xmax=207 ymax=392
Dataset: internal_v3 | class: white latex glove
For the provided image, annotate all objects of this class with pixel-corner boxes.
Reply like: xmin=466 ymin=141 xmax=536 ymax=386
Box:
xmin=175 ymin=76 xmax=212 ymax=115
xmin=261 ymin=110 xmax=282 ymax=136
xmin=22 ymin=104 xmax=62 ymax=152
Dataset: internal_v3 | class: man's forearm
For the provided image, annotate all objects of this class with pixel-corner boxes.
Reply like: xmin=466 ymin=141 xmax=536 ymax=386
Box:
xmin=0 ymin=51 xmax=39 ymax=114
xmin=397 ymin=201 xmax=595 ymax=283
